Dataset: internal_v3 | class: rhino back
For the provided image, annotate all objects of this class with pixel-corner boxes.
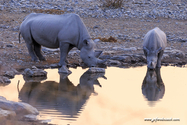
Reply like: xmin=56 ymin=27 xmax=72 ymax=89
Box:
xmin=143 ymin=27 xmax=167 ymax=51
xmin=21 ymin=13 xmax=85 ymax=48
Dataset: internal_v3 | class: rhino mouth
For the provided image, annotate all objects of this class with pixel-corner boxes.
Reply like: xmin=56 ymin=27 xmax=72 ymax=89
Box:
xmin=148 ymin=67 xmax=155 ymax=71
xmin=147 ymin=65 xmax=156 ymax=70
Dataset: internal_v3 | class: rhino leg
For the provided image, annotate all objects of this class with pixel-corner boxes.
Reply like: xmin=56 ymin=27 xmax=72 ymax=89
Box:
xmin=59 ymin=43 xmax=70 ymax=66
xmin=156 ymin=50 xmax=164 ymax=68
xmin=58 ymin=43 xmax=74 ymax=74
xmin=143 ymin=49 xmax=147 ymax=58
xmin=26 ymin=42 xmax=39 ymax=62
xmin=33 ymin=41 xmax=46 ymax=61
xmin=65 ymin=45 xmax=74 ymax=64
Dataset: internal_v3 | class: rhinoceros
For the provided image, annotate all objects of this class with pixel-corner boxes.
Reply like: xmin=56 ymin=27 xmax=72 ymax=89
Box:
xmin=142 ymin=68 xmax=165 ymax=106
xmin=19 ymin=70 xmax=105 ymax=118
xmin=143 ymin=27 xmax=167 ymax=69
xmin=19 ymin=13 xmax=106 ymax=73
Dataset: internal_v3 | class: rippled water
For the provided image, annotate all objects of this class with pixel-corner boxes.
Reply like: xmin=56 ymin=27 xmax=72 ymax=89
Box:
xmin=0 ymin=66 xmax=187 ymax=125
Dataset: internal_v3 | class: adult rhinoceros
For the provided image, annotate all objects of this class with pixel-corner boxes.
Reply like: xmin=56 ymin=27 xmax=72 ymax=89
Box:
xmin=19 ymin=13 xmax=106 ymax=73
xmin=143 ymin=27 xmax=167 ymax=69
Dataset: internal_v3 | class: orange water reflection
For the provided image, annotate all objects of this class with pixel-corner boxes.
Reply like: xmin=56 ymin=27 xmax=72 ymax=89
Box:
xmin=0 ymin=66 xmax=186 ymax=125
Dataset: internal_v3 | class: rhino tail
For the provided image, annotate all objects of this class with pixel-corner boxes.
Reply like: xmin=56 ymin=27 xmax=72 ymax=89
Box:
xmin=18 ymin=32 xmax=21 ymax=43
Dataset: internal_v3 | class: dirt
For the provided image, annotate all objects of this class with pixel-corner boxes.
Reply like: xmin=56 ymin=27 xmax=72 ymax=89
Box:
xmin=0 ymin=9 xmax=187 ymax=124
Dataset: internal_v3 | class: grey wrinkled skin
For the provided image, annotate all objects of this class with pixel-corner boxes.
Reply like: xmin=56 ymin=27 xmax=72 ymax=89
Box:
xmin=19 ymin=13 xmax=106 ymax=72
xmin=143 ymin=27 xmax=167 ymax=69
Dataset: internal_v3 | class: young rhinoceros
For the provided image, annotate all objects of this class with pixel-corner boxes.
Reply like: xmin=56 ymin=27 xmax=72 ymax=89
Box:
xmin=143 ymin=27 xmax=167 ymax=69
xmin=19 ymin=13 xmax=106 ymax=73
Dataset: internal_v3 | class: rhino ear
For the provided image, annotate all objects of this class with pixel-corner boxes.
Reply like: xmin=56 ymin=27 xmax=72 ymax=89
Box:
xmin=94 ymin=50 xmax=102 ymax=58
xmin=83 ymin=39 xmax=89 ymax=46
xmin=156 ymin=47 xmax=162 ymax=54
xmin=143 ymin=46 xmax=149 ymax=54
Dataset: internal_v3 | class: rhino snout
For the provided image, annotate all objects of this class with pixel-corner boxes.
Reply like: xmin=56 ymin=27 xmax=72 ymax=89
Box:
xmin=147 ymin=61 xmax=156 ymax=69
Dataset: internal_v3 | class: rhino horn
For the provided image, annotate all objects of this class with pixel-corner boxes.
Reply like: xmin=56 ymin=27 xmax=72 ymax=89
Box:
xmin=97 ymin=59 xmax=107 ymax=64
xmin=143 ymin=46 xmax=149 ymax=54
xmin=94 ymin=50 xmax=102 ymax=58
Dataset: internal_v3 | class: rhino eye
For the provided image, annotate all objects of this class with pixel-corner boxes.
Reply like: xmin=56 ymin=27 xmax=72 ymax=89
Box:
xmin=88 ymin=56 xmax=91 ymax=58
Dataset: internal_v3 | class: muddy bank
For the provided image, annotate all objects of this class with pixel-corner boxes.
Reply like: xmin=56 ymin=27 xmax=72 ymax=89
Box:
xmin=1 ymin=39 xmax=187 ymax=83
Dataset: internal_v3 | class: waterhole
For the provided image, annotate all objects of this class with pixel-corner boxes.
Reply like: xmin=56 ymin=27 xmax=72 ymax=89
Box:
xmin=0 ymin=66 xmax=186 ymax=125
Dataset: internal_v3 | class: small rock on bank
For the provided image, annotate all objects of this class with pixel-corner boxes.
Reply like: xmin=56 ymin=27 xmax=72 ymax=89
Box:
xmin=0 ymin=96 xmax=39 ymax=120
xmin=23 ymin=66 xmax=47 ymax=77
xmin=87 ymin=67 xmax=105 ymax=73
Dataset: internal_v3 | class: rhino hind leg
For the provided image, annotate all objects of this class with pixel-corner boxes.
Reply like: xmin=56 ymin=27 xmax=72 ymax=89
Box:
xmin=26 ymin=42 xmax=39 ymax=62
xmin=33 ymin=41 xmax=46 ymax=61
xmin=156 ymin=50 xmax=164 ymax=68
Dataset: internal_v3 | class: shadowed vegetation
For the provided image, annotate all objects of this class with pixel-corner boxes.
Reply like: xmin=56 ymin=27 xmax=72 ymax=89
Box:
xmin=32 ymin=9 xmax=65 ymax=14
xmin=102 ymin=0 xmax=124 ymax=8
xmin=97 ymin=36 xmax=117 ymax=42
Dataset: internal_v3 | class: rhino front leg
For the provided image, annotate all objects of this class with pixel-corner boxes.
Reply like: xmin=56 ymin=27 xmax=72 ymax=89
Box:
xmin=156 ymin=50 xmax=164 ymax=68
xmin=58 ymin=43 xmax=71 ymax=74
xmin=33 ymin=41 xmax=46 ymax=61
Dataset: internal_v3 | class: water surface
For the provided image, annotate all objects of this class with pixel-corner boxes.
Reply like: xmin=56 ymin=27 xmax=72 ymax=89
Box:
xmin=0 ymin=66 xmax=186 ymax=125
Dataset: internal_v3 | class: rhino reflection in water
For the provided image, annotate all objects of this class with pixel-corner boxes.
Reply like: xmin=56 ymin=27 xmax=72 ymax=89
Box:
xmin=141 ymin=68 xmax=165 ymax=106
xmin=19 ymin=70 xmax=106 ymax=119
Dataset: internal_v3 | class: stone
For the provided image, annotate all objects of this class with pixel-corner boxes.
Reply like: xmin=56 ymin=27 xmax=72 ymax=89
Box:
xmin=93 ymin=25 xmax=100 ymax=28
xmin=162 ymin=54 xmax=170 ymax=59
xmin=0 ymin=5 xmax=4 ymax=11
xmin=50 ymin=63 xmax=61 ymax=68
xmin=87 ymin=67 xmax=105 ymax=73
xmin=168 ymin=49 xmax=185 ymax=58
xmin=123 ymin=47 xmax=137 ymax=51
xmin=0 ymin=96 xmax=39 ymax=115
xmin=0 ymin=41 xmax=4 ymax=49
xmin=0 ymin=77 xmax=11 ymax=85
xmin=111 ymin=56 xmax=131 ymax=62
xmin=2 ymin=77 xmax=11 ymax=84
xmin=4 ymin=71 xmax=15 ymax=78
xmin=0 ymin=108 xmax=16 ymax=119
xmin=93 ymin=39 xmax=100 ymax=43
xmin=13 ymin=102 xmax=39 ymax=115
xmin=23 ymin=66 xmax=47 ymax=77
xmin=6 ymin=44 xmax=13 ymax=48
xmin=68 ymin=50 xmax=80 ymax=56
xmin=99 ymin=55 xmax=111 ymax=60
xmin=107 ymin=60 xmax=121 ymax=66
xmin=22 ymin=114 xmax=38 ymax=122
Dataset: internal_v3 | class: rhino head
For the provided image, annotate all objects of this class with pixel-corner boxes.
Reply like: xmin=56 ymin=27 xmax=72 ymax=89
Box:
xmin=80 ymin=39 xmax=107 ymax=67
xmin=143 ymin=47 xmax=162 ymax=69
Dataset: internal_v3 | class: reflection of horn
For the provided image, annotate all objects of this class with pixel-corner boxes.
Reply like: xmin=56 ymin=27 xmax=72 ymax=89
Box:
xmin=143 ymin=46 xmax=149 ymax=54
